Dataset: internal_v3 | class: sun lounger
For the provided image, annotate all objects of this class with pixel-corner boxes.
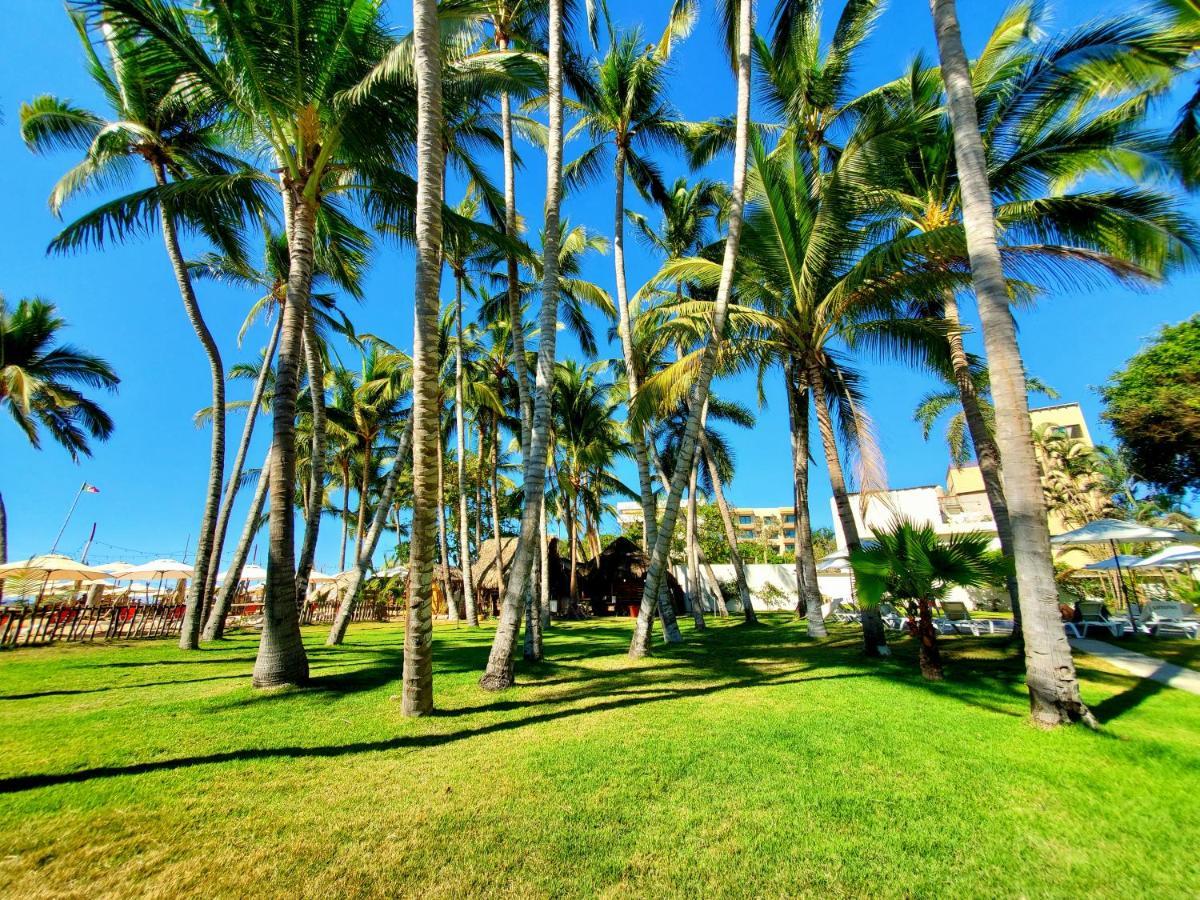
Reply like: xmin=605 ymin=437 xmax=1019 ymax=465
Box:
xmin=1141 ymin=601 xmax=1200 ymax=639
xmin=937 ymin=600 xmax=1011 ymax=635
xmin=1075 ymin=600 xmax=1128 ymax=639
xmin=878 ymin=602 xmax=907 ymax=631
xmin=829 ymin=600 xmax=860 ymax=623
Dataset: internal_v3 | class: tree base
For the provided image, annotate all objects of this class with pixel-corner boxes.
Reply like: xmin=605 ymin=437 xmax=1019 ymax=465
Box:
xmin=479 ymin=670 xmax=514 ymax=691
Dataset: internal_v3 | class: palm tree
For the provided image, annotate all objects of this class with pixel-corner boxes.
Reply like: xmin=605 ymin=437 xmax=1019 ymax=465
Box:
xmin=406 ymin=0 xmax=447 ymax=715
xmin=875 ymin=4 xmax=1194 ymax=632
xmin=20 ymin=10 xmax=265 ymax=651
xmin=567 ymin=10 xmax=696 ymax=648
xmin=929 ymin=0 xmax=1094 ymax=727
xmin=0 ymin=296 xmax=118 ymax=566
xmin=479 ymin=0 xmax=569 ymax=689
xmin=851 ymin=520 xmax=1007 ymax=680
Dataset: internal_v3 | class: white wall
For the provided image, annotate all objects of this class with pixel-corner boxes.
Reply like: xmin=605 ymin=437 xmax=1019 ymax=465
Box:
xmin=673 ymin=563 xmax=854 ymax=614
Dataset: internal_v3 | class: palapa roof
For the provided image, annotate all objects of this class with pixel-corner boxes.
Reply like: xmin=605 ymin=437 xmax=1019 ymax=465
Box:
xmin=473 ymin=537 xmax=518 ymax=591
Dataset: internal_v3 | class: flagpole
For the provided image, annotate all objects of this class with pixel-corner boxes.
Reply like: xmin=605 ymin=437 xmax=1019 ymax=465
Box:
xmin=49 ymin=482 xmax=87 ymax=555
xmin=81 ymin=522 xmax=98 ymax=563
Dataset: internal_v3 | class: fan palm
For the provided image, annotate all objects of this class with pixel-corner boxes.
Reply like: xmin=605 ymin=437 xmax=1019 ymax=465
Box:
xmin=850 ymin=520 xmax=1008 ymax=680
xmin=20 ymin=9 xmax=268 ymax=651
xmin=0 ymin=296 xmax=119 ymax=567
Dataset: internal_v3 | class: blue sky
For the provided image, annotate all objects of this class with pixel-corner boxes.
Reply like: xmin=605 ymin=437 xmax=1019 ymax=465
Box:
xmin=1 ymin=0 xmax=1195 ymax=571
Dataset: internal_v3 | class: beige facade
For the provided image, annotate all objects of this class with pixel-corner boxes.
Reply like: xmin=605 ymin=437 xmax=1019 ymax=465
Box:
xmin=615 ymin=503 xmax=802 ymax=556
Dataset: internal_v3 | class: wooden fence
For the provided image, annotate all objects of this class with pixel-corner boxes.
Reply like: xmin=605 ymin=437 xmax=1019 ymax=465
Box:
xmin=0 ymin=600 xmax=185 ymax=649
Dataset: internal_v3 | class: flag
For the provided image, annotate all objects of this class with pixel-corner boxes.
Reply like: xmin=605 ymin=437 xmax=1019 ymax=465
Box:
xmin=83 ymin=483 xmax=100 ymax=494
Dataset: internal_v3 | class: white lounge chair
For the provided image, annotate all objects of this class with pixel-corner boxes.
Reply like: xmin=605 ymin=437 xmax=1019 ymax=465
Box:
xmin=1074 ymin=600 xmax=1128 ymax=639
xmin=1141 ymin=601 xmax=1200 ymax=639
xmin=938 ymin=600 xmax=1008 ymax=635
xmin=878 ymin=602 xmax=907 ymax=632
xmin=829 ymin=599 xmax=861 ymax=624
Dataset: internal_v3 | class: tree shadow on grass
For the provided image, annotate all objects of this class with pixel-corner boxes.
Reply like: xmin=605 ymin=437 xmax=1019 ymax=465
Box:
xmin=0 ymin=670 xmax=872 ymax=794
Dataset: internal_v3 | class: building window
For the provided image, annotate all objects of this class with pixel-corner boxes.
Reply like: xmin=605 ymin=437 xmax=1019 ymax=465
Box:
xmin=784 ymin=529 xmax=795 ymax=539
xmin=738 ymin=515 xmax=753 ymax=525
xmin=784 ymin=514 xmax=795 ymax=524
xmin=1051 ymin=424 xmax=1082 ymax=439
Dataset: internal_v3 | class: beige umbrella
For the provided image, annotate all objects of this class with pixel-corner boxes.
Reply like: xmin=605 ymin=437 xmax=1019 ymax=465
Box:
xmin=121 ymin=559 xmax=194 ymax=580
xmin=0 ymin=555 xmax=109 ymax=582
xmin=97 ymin=562 xmax=134 ymax=578
xmin=219 ymin=563 xmax=267 ymax=583
xmin=308 ymin=570 xmax=338 ymax=583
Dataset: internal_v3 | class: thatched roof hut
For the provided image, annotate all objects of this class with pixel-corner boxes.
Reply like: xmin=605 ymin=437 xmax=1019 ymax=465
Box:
xmin=578 ymin=536 xmax=685 ymax=616
xmin=472 ymin=537 xmax=569 ymax=615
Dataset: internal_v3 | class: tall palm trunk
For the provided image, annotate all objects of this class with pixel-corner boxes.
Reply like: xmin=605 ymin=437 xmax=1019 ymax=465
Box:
xmin=338 ymin=469 xmax=350 ymax=571
xmin=295 ymin=310 xmax=326 ymax=609
xmin=610 ymin=147 xmax=684 ymax=645
xmin=630 ymin=0 xmax=754 ymax=657
xmin=942 ymin=290 xmax=1021 ymax=632
xmin=698 ymin=432 xmax=755 ymax=622
xmin=497 ymin=36 xmax=533 ymax=457
xmin=539 ymin=495 xmax=551 ymax=629
xmin=479 ymin=0 xmax=564 ymax=689
xmin=402 ymin=0 xmax=446 ymax=715
xmin=930 ymin=0 xmax=1092 ymax=727
xmin=355 ymin=441 xmax=372 ymax=555
xmin=0 ymin=491 xmax=7 ymax=603
xmin=784 ymin=364 xmax=825 ymax=636
xmin=152 ymin=162 xmax=224 ymax=651
xmin=204 ymin=447 xmax=272 ymax=640
xmin=328 ymin=420 xmax=413 ymax=645
xmin=686 ymin=455 xmax=706 ymax=629
xmin=254 ymin=191 xmax=313 ymax=688
xmin=524 ymin=498 xmax=545 ymax=659
xmin=204 ymin=314 xmax=284 ymax=611
xmin=454 ymin=276 xmax=478 ymax=625
xmin=436 ymin=421 xmax=459 ymax=622
xmin=490 ymin=421 xmax=506 ymax=607
xmin=808 ymin=362 xmax=887 ymax=656
xmin=566 ymin=503 xmax=579 ymax=612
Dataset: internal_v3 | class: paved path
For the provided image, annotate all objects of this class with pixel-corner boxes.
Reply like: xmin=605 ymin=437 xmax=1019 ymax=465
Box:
xmin=1071 ymin=638 xmax=1200 ymax=696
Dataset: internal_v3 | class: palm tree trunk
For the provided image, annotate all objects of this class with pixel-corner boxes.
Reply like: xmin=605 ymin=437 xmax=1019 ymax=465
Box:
xmin=807 ymin=362 xmax=887 ymax=656
xmin=930 ymin=0 xmax=1093 ymax=727
xmin=436 ymin=421 xmax=459 ymax=622
xmin=339 ymin=470 xmax=350 ymax=572
xmin=784 ymin=364 xmax=825 ymax=636
xmin=295 ymin=309 xmax=326 ymax=610
xmin=699 ymin=546 xmax=727 ymax=616
xmin=686 ymin=455 xmax=706 ymax=629
xmin=152 ymin=162 xmax=224 ymax=652
xmin=942 ymin=289 xmax=1022 ymax=634
xmin=0 ymin=491 xmax=7 ymax=604
xmin=917 ymin=598 xmax=944 ymax=680
xmin=525 ymin=497 xmax=545 ymax=659
xmin=567 ymin=504 xmax=579 ymax=613
xmin=204 ymin=448 xmax=271 ymax=641
xmin=497 ymin=40 xmax=533 ymax=458
xmin=539 ymin=494 xmax=552 ymax=629
xmin=454 ymin=274 xmax=478 ymax=625
xmin=479 ymin=0 xmax=564 ymax=689
xmin=204 ymin=313 xmax=283 ymax=610
xmin=356 ymin=440 xmax=373 ymax=556
xmin=327 ymin=420 xmax=413 ymax=645
xmin=630 ymin=0 xmax=754 ymax=658
xmin=402 ymin=0 xmax=446 ymax=715
xmin=698 ymin=432 xmax=755 ymax=623
xmin=490 ymin=423 xmax=506 ymax=609
xmin=254 ymin=191 xmax=313 ymax=688
xmin=608 ymin=149 xmax=684 ymax=646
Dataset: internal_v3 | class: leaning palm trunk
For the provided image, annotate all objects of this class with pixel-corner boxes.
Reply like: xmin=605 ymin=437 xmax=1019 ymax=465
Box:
xmin=153 ymin=162 xmax=224 ymax=652
xmin=784 ymin=366 xmax=825 ymax=636
xmin=698 ymin=431 xmax=755 ymax=622
xmin=942 ymin=290 xmax=1021 ymax=634
xmin=539 ymin=494 xmax=551 ymax=629
xmin=686 ymin=455 xmax=706 ymax=629
xmin=930 ymin=0 xmax=1092 ymax=727
xmin=498 ymin=41 xmax=533 ymax=456
xmin=203 ymin=313 xmax=284 ymax=614
xmin=254 ymin=193 xmax=314 ymax=688
xmin=204 ymin=447 xmax=272 ymax=641
xmin=403 ymin=0 xmax=447 ymax=715
xmin=611 ymin=146 xmax=683 ymax=645
xmin=327 ymin=419 xmax=413 ymax=645
xmin=479 ymin=0 xmax=564 ymax=690
xmin=630 ymin=0 xmax=754 ymax=658
xmin=808 ymin=363 xmax=887 ymax=656
xmin=295 ymin=309 xmax=327 ymax=610
xmin=454 ymin=279 xmax=478 ymax=625
xmin=436 ymin=422 xmax=459 ymax=622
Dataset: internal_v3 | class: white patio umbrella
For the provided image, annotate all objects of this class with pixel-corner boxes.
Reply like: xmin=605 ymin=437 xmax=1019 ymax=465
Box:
xmin=1051 ymin=519 xmax=1197 ymax=607
xmin=121 ymin=559 xmax=194 ymax=580
xmin=1131 ymin=544 xmax=1200 ymax=569
xmin=96 ymin=561 xmax=133 ymax=577
xmin=308 ymin=570 xmax=338 ymax=583
xmin=218 ymin=563 xmax=268 ymax=583
xmin=1083 ymin=554 xmax=1142 ymax=571
xmin=816 ymin=549 xmax=850 ymax=572
xmin=0 ymin=555 xmax=109 ymax=582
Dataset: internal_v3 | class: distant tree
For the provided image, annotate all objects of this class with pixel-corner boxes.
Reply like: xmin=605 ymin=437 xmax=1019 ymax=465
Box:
xmin=0 ymin=296 xmax=118 ymax=567
xmin=1100 ymin=316 xmax=1200 ymax=494
xmin=811 ymin=527 xmax=837 ymax=561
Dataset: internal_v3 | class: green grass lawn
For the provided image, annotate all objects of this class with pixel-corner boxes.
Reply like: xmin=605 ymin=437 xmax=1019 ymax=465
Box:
xmin=0 ymin=616 xmax=1197 ymax=898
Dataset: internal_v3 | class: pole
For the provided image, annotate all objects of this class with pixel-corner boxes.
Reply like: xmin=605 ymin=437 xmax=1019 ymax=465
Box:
xmin=49 ymin=482 xmax=87 ymax=555
xmin=81 ymin=523 xmax=97 ymax=564
xmin=1111 ymin=539 xmax=1133 ymax=617
xmin=182 ymin=533 xmax=191 ymax=564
